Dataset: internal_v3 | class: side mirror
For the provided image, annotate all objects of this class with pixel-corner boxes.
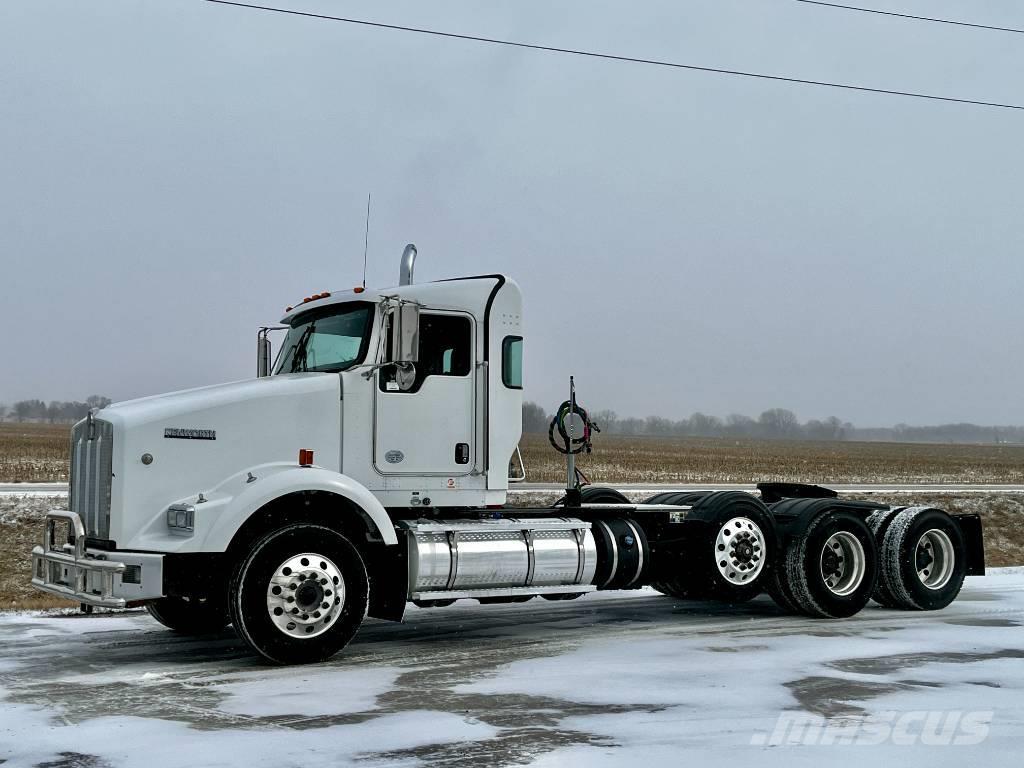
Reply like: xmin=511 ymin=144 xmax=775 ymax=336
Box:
xmin=389 ymin=303 xmax=420 ymax=364
xmin=257 ymin=334 xmax=272 ymax=377
xmin=257 ymin=327 xmax=286 ymax=377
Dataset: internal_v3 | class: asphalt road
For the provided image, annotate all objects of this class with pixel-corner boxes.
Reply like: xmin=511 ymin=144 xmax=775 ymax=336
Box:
xmin=2 ymin=572 xmax=1022 ymax=767
xmin=4 ymin=481 xmax=1024 ymax=496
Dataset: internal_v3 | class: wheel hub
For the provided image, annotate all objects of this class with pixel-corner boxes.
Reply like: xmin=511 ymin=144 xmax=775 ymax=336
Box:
xmin=915 ymin=529 xmax=955 ymax=590
xmin=295 ymin=581 xmax=323 ymax=610
xmin=714 ymin=517 xmax=766 ymax=585
xmin=266 ymin=553 xmax=346 ymax=639
xmin=819 ymin=531 xmax=866 ymax=597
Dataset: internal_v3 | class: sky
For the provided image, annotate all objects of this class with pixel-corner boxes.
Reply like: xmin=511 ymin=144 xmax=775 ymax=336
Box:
xmin=2 ymin=0 xmax=1023 ymax=427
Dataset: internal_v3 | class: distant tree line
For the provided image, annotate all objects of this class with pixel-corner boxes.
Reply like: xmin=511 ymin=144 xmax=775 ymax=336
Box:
xmin=0 ymin=396 xmax=112 ymax=424
xmin=522 ymin=402 xmax=1024 ymax=444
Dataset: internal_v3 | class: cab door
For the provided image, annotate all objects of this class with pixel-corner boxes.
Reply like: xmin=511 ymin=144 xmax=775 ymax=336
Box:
xmin=373 ymin=311 xmax=476 ymax=475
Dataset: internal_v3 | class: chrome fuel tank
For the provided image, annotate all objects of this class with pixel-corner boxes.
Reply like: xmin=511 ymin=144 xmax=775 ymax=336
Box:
xmin=401 ymin=518 xmax=597 ymax=599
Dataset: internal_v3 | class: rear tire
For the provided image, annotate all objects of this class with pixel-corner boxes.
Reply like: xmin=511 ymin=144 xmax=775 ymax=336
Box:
xmin=683 ymin=492 xmax=776 ymax=602
xmin=772 ymin=510 xmax=877 ymax=618
xmin=541 ymin=592 xmax=586 ymax=601
xmin=877 ymin=507 xmax=967 ymax=611
xmin=650 ymin=580 xmax=692 ymax=599
xmin=229 ymin=524 xmax=369 ymax=665
xmin=146 ymin=596 xmax=229 ymax=635
xmin=866 ymin=508 xmax=903 ymax=608
xmin=579 ymin=487 xmax=631 ymax=504
xmin=644 ymin=492 xmax=710 ymax=506
xmin=412 ymin=599 xmax=457 ymax=608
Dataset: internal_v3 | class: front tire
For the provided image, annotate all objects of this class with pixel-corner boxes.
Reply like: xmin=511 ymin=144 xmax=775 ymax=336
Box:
xmin=230 ymin=525 xmax=369 ymax=665
xmin=146 ymin=596 xmax=230 ymax=635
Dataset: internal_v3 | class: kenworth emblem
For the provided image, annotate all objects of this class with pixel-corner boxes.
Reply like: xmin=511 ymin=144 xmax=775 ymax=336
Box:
xmin=164 ymin=428 xmax=217 ymax=440
xmin=385 ymin=450 xmax=405 ymax=464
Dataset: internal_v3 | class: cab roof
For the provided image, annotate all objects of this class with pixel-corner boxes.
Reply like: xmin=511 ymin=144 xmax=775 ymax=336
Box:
xmin=279 ymin=274 xmax=514 ymax=325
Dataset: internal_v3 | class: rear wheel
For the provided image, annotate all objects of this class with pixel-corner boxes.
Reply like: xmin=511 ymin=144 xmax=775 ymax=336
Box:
xmin=412 ymin=599 xmax=457 ymax=608
xmin=644 ymin=491 xmax=710 ymax=506
xmin=230 ymin=524 xmax=369 ymax=664
xmin=580 ymin=487 xmax=631 ymax=504
xmin=770 ymin=510 xmax=877 ymax=618
xmin=649 ymin=580 xmax=691 ymax=599
xmin=681 ymin=492 xmax=776 ymax=602
xmin=541 ymin=592 xmax=586 ymax=601
xmin=866 ymin=508 xmax=903 ymax=608
xmin=146 ymin=596 xmax=229 ymax=635
xmin=877 ymin=507 xmax=966 ymax=611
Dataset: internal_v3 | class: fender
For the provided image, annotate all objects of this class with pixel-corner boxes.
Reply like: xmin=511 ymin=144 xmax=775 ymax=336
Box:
xmin=198 ymin=466 xmax=398 ymax=552
xmin=769 ymin=497 xmax=887 ymax=541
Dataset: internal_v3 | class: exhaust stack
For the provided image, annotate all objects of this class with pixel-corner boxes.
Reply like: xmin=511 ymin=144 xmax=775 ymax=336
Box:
xmin=399 ymin=244 xmax=417 ymax=286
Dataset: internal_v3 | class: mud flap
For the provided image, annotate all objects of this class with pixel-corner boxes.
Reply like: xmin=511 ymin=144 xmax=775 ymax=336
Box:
xmin=953 ymin=513 xmax=985 ymax=576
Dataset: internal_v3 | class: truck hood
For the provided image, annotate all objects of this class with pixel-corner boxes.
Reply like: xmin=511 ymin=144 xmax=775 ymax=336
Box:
xmin=98 ymin=374 xmax=342 ymax=547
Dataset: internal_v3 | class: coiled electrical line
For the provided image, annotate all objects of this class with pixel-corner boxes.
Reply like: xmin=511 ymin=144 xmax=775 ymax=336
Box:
xmin=548 ymin=400 xmax=600 ymax=455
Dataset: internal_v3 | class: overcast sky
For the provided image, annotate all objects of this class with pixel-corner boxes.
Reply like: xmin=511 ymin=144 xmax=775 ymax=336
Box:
xmin=2 ymin=0 xmax=1023 ymax=426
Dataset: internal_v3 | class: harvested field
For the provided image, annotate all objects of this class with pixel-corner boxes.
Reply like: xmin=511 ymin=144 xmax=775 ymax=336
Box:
xmin=0 ymin=494 xmax=76 ymax=610
xmin=520 ymin=432 xmax=1024 ymax=485
xmin=0 ymin=422 xmax=68 ymax=483
xmin=5 ymin=423 xmax=1024 ymax=486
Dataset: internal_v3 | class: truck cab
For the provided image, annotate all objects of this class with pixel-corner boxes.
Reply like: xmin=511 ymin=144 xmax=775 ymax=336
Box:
xmin=269 ymin=270 xmax=524 ymax=509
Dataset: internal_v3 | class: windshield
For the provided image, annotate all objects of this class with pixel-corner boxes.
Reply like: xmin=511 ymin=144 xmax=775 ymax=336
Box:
xmin=274 ymin=302 xmax=374 ymax=374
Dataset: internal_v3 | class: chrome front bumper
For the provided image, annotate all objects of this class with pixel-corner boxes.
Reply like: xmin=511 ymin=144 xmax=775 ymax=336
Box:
xmin=31 ymin=511 xmax=163 ymax=608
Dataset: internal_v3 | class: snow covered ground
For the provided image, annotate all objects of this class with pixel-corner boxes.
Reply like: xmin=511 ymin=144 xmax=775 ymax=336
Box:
xmin=1 ymin=570 xmax=1022 ymax=767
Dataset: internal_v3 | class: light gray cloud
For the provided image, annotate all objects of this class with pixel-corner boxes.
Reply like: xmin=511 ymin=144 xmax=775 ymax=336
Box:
xmin=2 ymin=0 xmax=1022 ymax=425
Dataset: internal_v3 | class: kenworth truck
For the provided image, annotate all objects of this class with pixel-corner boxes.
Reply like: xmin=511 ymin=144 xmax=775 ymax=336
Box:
xmin=32 ymin=246 xmax=986 ymax=664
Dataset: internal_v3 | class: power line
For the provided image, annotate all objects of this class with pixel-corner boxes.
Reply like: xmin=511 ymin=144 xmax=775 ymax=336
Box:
xmin=204 ymin=0 xmax=1024 ymax=112
xmin=794 ymin=1 xmax=1024 ymax=35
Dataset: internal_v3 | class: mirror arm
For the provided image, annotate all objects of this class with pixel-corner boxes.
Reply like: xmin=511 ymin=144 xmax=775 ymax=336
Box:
xmin=257 ymin=326 xmax=287 ymax=378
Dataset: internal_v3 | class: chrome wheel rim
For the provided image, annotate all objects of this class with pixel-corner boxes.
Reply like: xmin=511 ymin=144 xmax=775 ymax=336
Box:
xmin=715 ymin=517 xmax=766 ymax=585
xmin=819 ymin=531 xmax=866 ymax=596
xmin=266 ymin=553 xmax=346 ymax=639
xmin=915 ymin=529 xmax=955 ymax=590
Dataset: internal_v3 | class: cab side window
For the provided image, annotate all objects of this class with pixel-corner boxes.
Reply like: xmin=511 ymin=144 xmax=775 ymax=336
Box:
xmin=380 ymin=313 xmax=472 ymax=392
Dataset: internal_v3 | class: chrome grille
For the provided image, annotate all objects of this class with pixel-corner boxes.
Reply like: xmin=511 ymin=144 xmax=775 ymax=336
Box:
xmin=69 ymin=415 xmax=113 ymax=539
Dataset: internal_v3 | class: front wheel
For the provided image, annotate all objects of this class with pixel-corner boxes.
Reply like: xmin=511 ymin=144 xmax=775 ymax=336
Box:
xmin=229 ymin=525 xmax=369 ymax=664
xmin=146 ymin=596 xmax=230 ymax=635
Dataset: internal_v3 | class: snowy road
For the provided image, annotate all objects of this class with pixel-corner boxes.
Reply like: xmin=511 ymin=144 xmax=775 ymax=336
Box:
xmin=2 ymin=571 xmax=1022 ymax=767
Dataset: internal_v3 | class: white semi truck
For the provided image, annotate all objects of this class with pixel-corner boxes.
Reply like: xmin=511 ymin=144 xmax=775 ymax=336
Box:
xmin=31 ymin=247 xmax=985 ymax=664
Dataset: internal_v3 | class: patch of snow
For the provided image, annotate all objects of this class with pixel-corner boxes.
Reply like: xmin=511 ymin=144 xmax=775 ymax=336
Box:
xmin=0 ymin=698 xmax=496 ymax=768
xmin=217 ymin=666 xmax=403 ymax=717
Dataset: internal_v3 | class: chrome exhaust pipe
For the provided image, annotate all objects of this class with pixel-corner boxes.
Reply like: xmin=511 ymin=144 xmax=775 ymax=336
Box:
xmin=399 ymin=244 xmax=417 ymax=286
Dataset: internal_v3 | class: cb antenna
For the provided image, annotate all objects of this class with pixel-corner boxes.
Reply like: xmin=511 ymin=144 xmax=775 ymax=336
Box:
xmin=362 ymin=192 xmax=371 ymax=288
